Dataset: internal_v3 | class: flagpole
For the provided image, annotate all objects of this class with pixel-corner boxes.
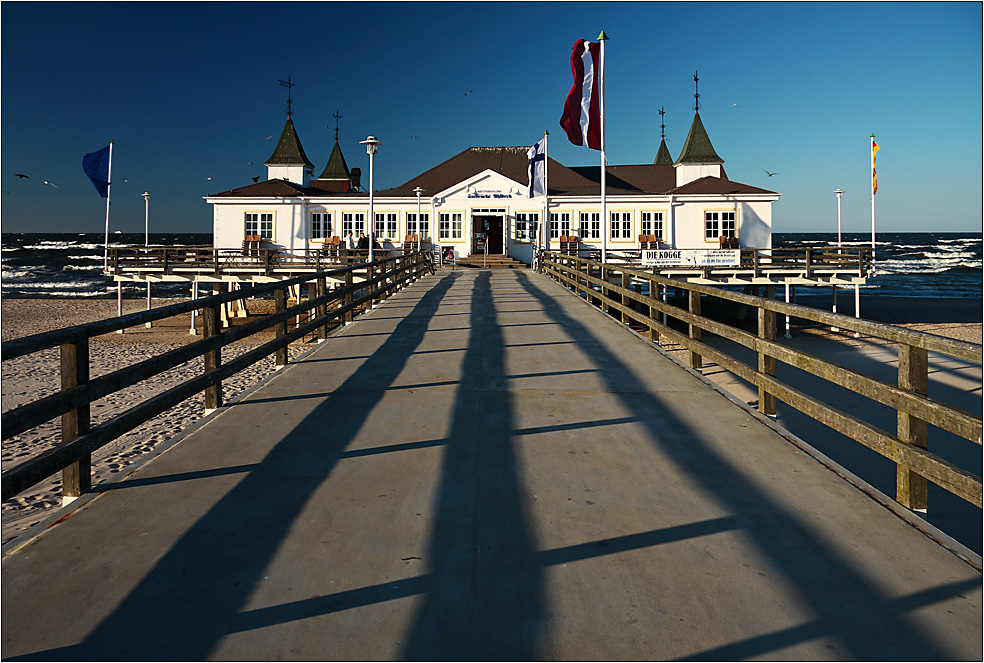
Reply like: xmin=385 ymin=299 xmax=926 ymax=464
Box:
xmin=870 ymin=133 xmax=876 ymax=272
xmin=542 ymin=130 xmax=549 ymax=260
xmin=103 ymin=140 xmax=114 ymax=271
xmin=598 ymin=31 xmax=608 ymax=264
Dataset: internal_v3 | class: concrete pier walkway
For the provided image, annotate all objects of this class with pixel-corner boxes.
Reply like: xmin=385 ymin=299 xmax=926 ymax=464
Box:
xmin=3 ymin=269 xmax=980 ymax=660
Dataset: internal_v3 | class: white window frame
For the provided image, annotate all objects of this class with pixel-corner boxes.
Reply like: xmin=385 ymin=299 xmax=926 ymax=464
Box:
xmin=373 ymin=212 xmax=398 ymax=240
xmin=610 ymin=211 xmax=631 ymax=240
xmin=640 ymin=211 xmax=664 ymax=240
xmin=343 ymin=212 xmax=365 ymax=238
xmin=550 ymin=212 xmax=571 ymax=239
xmin=579 ymin=211 xmax=601 ymax=239
xmin=515 ymin=212 xmax=539 ymax=242
xmin=245 ymin=212 xmax=274 ymax=240
xmin=407 ymin=212 xmax=430 ymax=239
xmin=440 ymin=212 xmax=463 ymax=240
xmin=704 ymin=210 xmax=736 ymax=241
xmin=311 ymin=212 xmax=331 ymax=240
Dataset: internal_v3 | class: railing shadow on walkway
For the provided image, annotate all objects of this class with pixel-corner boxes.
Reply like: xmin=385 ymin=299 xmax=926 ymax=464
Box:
xmin=9 ymin=269 xmax=976 ymax=661
xmin=16 ymin=273 xmax=463 ymax=661
xmin=507 ymin=270 xmax=962 ymax=660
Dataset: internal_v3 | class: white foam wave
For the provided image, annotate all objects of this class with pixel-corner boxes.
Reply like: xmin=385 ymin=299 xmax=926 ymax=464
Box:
xmin=62 ymin=264 xmax=103 ymax=272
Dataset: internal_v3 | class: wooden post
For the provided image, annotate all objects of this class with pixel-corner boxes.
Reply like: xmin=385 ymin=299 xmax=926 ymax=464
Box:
xmin=317 ymin=275 xmax=328 ymax=341
xmin=60 ymin=340 xmax=91 ymax=501
xmin=758 ymin=299 xmax=777 ymax=417
xmin=689 ymin=289 xmax=702 ymax=371
xmin=344 ymin=270 xmax=354 ymax=324
xmin=897 ymin=344 xmax=929 ymax=511
xmin=275 ymin=286 xmax=288 ymax=367
xmin=203 ymin=303 xmax=222 ymax=410
xmin=621 ymin=271 xmax=631 ymax=323
xmin=601 ymin=265 xmax=609 ymax=313
xmin=649 ymin=276 xmax=659 ymax=345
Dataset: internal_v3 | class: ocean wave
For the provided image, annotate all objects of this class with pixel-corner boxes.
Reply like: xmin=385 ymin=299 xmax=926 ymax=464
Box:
xmin=62 ymin=264 xmax=103 ymax=272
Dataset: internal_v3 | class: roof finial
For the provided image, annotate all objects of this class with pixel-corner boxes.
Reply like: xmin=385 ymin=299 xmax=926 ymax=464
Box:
xmin=330 ymin=110 xmax=342 ymax=142
xmin=279 ymin=76 xmax=295 ymax=117
xmin=693 ymin=71 xmax=701 ymax=112
xmin=658 ymin=106 xmax=666 ymax=141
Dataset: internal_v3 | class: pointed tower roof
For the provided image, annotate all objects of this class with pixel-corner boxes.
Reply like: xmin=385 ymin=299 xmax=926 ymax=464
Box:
xmin=265 ymin=116 xmax=314 ymax=168
xmin=318 ymin=141 xmax=350 ymax=180
xmin=654 ymin=138 xmax=673 ymax=165
xmin=674 ymin=112 xmax=723 ymax=165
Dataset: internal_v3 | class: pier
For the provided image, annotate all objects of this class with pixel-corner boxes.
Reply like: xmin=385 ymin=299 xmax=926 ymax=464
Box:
xmin=2 ymin=264 xmax=980 ymax=660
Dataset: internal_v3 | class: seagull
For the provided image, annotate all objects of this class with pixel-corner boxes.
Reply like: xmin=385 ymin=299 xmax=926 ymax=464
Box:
xmin=43 ymin=180 xmax=57 ymax=188
xmin=731 ymin=103 xmax=740 ymax=108
xmin=410 ymin=135 xmax=417 ymax=139
xmin=15 ymin=173 xmax=29 ymax=179
xmin=206 ymin=177 xmax=214 ymax=181
xmin=464 ymin=90 xmax=473 ymax=96
xmin=763 ymin=170 xmax=779 ymax=177
xmin=266 ymin=136 xmax=273 ymax=141
xmin=245 ymin=161 xmax=252 ymax=165
xmin=252 ymin=176 xmax=260 ymax=183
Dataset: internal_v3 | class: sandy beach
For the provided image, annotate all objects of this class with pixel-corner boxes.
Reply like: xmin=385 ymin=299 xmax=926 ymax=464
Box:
xmin=1 ymin=297 xmax=314 ymax=545
xmin=2 ymin=294 xmax=981 ymax=548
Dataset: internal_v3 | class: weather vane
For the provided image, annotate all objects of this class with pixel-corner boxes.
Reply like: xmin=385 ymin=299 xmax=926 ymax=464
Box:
xmin=329 ymin=110 xmax=342 ymax=142
xmin=693 ymin=71 xmax=701 ymax=112
xmin=658 ymin=106 xmax=666 ymax=141
xmin=279 ymin=76 xmax=295 ymax=116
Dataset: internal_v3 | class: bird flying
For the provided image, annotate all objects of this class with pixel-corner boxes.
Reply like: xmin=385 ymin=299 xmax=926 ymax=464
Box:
xmin=252 ymin=176 xmax=260 ymax=183
xmin=15 ymin=173 xmax=29 ymax=179
xmin=464 ymin=90 xmax=473 ymax=96
xmin=731 ymin=103 xmax=740 ymax=108
xmin=763 ymin=170 xmax=779 ymax=177
xmin=43 ymin=180 xmax=57 ymax=187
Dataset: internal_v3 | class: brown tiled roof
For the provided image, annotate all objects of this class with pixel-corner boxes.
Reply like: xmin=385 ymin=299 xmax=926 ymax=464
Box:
xmin=375 ymin=147 xmax=598 ymax=197
xmin=210 ymin=178 xmax=364 ymax=198
xmin=667 ymin=176 xmax=776 ymax=196
xmin=212 ymin=148 xmax=773 ymax=199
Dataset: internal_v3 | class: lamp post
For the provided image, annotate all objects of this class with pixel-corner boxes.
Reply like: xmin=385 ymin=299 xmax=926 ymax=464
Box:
xmin=360 ymin=136 xmax=384 ymax=264
xmin=142 ymin=192 xmax=152 ymax=325
xmin=834 ymin=188 xmax=843 ymax=247
xmin=413 ymin=186 xmax=424 ymax=251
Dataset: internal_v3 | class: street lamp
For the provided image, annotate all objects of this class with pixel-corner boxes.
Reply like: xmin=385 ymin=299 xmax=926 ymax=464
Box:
xmin=834 ymin=189 xmax=843 ymax=248
xmin=142 ymin=192 xmax=152 ymax=325
xmin=413 ymin=186 xmax=424 ymax=251
xmin=359 ymin=135 xmax=384 ymax=263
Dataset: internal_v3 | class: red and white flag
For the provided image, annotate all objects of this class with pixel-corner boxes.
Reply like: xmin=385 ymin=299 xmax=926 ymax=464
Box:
xmin=560 ymin=39 xmax=602 ymax=150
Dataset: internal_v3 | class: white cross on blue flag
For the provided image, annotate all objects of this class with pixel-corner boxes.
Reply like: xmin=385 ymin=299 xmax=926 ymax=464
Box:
xmin=527 ymin=137 xmax=546 ymax=198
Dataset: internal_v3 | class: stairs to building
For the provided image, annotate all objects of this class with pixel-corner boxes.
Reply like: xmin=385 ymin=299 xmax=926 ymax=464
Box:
xmin=454 ymin=254 xmax=527 ymax=269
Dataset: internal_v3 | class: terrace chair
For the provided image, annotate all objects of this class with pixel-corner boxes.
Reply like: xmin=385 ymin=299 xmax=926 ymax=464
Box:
xmin=719 ymin=234 xmax=739 ymax=249
xmin=638 ymin=234 xmax=649 ymax=250
xmin=403 ymin=235 xmax=414 ymax=253
xmin=559 ymin=235 xmax=569 ymax=255
xmin=566 ymin=235 xmax=579 ymax=257
xmin=241 ymin=234 xmax=261 ymax=258
xmin=647 ymin=234 xmax=660 ymax=249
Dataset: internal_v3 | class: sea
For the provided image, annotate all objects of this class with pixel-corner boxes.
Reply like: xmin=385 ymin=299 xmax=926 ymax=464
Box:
xmin=1 ymin=231 xmax=981 ymax=299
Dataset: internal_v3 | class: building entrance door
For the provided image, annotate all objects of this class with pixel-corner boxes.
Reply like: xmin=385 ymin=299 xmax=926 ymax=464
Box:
xmin=472 ymin=215 xmax=504 ymax=255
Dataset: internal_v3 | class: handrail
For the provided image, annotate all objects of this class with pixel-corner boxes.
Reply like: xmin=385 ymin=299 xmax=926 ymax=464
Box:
xmin=1 ymin=251 xmax=436 ymax=501
xmin=540 ymin=251 xmax=982 ymax=512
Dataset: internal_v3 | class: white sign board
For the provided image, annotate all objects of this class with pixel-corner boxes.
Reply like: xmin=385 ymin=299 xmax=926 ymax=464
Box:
xmin=642 ymin=249 xmax=741 ymax=268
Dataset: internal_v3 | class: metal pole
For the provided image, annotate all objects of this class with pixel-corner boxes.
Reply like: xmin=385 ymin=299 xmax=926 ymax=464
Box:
xmin=834 ymin=188 xmax=843 ymax=247
xmin=598 ymin=33 xmax=608 ymax=265
xmin=368 ymin=150 xmax=374 ymax=265
xmin=103 ymin=141 xmax=113 ymax=271
xmin=143 ymin=192 xmax=152 ymax=326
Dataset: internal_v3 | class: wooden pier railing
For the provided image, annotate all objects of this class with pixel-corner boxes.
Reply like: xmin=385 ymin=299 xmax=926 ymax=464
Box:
xmin=541 ymin=251 xmax=982 ymax=513
xmin=1 ymin=252 xmax=433 ymax=502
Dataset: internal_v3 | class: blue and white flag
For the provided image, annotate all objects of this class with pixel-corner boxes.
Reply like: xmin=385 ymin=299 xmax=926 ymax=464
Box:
xmin=527 ymin=137 xmax=546 ymax=198
xmin=82 ymin=145 xmax=111 ymax=197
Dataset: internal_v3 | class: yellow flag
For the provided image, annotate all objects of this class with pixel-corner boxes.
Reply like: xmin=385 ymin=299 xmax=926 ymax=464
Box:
xmin=871 ymin=140 xmax=880 ymax=195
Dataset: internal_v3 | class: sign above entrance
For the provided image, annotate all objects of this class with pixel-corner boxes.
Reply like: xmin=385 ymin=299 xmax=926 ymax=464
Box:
xmin=466 ymin=187 xmax=519 ymax=199
xmin=642 ymin=249 xmax=741 ymax=268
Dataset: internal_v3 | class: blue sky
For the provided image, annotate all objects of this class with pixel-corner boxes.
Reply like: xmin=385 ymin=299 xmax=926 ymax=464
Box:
xmin=2 ymin=2 xmax=981 ymax=234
